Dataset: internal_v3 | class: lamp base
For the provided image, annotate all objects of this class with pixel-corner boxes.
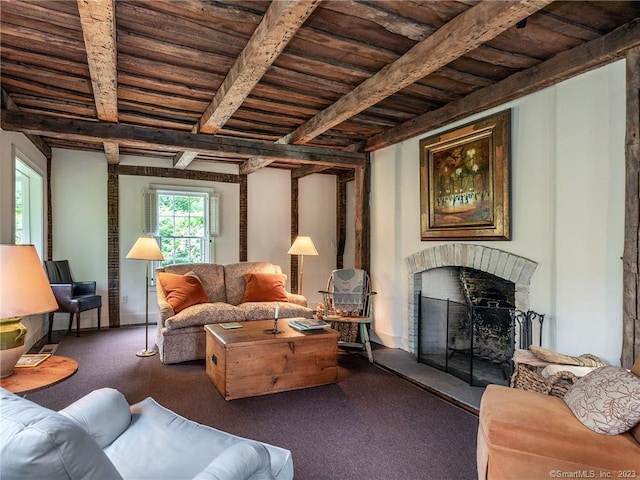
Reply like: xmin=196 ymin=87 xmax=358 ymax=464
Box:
xmin=136 ymin=349 xmax=157 ymax=357
xmin=0 ymin=344 xmax=25 ymax=378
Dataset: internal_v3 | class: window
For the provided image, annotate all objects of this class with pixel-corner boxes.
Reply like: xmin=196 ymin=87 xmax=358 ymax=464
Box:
xmin=15 ymin=154 xmax=44 ymax=256
xmin=144 ymin=187 xmax=219 ymax=267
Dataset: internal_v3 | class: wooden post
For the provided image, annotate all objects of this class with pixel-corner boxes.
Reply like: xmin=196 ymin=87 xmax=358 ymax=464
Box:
xmin=239 ymin=174 xmax=248 ymax=262
xmin=336 ymin=175 xmax=347 ymax=269
xmin=623 ymin=47 xmax=640 ymax=368
xmin=353 ymin=156 xmax=371 ymax=272
xmin=290 ymin=177 xmax=299 ymax=293
xmin=107 ymin=164 xmax=120 ymax=328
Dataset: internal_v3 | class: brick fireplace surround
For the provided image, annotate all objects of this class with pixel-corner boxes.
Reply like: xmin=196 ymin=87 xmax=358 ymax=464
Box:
xmin=406 ymin=244 xmax=538 ymax=355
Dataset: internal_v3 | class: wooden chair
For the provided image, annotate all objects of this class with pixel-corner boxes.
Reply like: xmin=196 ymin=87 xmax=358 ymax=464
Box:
xmin=43 ymin=260 xmax=102 ymax=341
xmin=319 ymin=268 xmax=376 ymax=362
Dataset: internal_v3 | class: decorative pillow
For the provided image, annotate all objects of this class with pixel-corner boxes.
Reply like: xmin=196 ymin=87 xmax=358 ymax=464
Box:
xmin=158 ymin=271 xmax=209 ymax=313
xmin=563 ymin=366 xmax=640 ymax=435
xmin=242 ymin=273 xmax=289 ymax=303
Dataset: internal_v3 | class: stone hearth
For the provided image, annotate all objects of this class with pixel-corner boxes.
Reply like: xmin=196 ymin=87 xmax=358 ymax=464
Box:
xmin=406 ymin=244 xmax=538 ymax=356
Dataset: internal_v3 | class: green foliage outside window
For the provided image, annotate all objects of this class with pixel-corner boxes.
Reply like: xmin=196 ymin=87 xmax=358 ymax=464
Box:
xmin=15 ymin=176 xmax=24 ymax=244
xmin=157 ymin=193 xmax=207 ymax=266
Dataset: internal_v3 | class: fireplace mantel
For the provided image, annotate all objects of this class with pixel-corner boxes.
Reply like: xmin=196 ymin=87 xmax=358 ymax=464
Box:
xmin=406 ymin=244 xmax=538 ymax=355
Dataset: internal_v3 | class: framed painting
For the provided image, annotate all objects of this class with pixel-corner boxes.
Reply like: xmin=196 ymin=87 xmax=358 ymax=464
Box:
xmin=419 ymin=109 xmax=511 ymax=241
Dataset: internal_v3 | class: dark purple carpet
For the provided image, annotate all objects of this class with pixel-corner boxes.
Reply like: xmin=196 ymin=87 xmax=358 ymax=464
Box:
xmin=26 ymin=327 xmax=479 ymax=480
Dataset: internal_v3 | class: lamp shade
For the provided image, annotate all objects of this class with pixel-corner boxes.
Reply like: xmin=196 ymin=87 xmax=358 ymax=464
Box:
xmin=0 ymin=244 xmax=58 ymax=319
xmin=126 ymin=237 xmax=164 ymax=261
xmin=287 ymin=236 xmax=318 ymax=256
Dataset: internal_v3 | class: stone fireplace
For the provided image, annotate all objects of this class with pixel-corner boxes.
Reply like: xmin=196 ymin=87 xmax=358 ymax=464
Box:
xmin=406 ymin=244 xmax=538 ymax=385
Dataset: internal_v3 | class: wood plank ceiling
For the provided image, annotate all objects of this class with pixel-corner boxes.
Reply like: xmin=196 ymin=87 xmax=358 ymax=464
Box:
xmin=2 ymin=0 xmax=640 ymax=176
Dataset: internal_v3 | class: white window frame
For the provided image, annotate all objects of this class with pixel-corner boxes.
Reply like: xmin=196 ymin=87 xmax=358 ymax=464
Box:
xmin=14 ymin=149 xmax=45 ymax=259
xmin=143 ymin=184 xmax=220 ymax=282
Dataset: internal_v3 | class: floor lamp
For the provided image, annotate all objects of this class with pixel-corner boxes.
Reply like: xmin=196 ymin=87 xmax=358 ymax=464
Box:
xmin=287 ymin=235 xmax=318 ymax=295
xmin=126 ymin=237 xmax=164 ymax=357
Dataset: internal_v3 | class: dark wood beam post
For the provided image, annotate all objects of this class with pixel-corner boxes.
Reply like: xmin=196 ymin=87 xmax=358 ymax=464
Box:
xmin=290 ymin=177 xmax=300 ymax=294
xmin=336 ymin=176 xmax=347 ymax=269
xmin=623 ymin=47 xmax=640 ymax=368
xmin=107 ymin=164 xmax=120 ymax=328
xmin=353 ymin=155 xmax=371 ymax=272
xmin=239 ymin=174 xmax=248 ymax=262
xmin=46 ymin=156 xmax=53 ymax=260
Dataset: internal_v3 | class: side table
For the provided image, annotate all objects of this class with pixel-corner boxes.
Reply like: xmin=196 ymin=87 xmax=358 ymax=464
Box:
xmin=0 ymin=355 xmax=78 ymax=395
xmin=324 ymin=316 xmax=373 ymax=362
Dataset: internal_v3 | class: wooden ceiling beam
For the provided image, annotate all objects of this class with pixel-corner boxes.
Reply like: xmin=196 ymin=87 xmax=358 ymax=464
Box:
xmin=174 ymin=0 xmax=320 ymax=169
xmin=1 ymin=88 xmax=51 ymax=159
xmin=291 ymin=164 xmax=330 ymax=179
xmin=282 ymin=0 xmax=553 ymax=146
xmin=1 ymin=110 xmax=366 ymax=168
xmin=366 ymin=17 xmax=640 ymax=151
xmin=77 ymin=0 xmax=119 ymax=164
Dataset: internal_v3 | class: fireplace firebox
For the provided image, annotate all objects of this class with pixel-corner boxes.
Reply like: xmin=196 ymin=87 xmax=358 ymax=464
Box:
xmin=418 ymin=295 xmax=516 ymax=386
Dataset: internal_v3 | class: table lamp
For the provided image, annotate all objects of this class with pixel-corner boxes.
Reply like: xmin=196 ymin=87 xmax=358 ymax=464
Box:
xmin=287 ymin=235 xmax=318 ymax=295
xmin=126 ymin=237 xmax=164 ymax=357
xmin=0 ymin=245 xmax=58 ymax=378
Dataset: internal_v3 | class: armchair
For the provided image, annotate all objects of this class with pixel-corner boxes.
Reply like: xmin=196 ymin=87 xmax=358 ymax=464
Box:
xmin=0 ymin=387 xmax=293 ymax=480
xmin=43 ymin=260 xmax=102 ymax=341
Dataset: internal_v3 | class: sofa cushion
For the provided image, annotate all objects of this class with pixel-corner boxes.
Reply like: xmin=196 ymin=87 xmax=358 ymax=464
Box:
xmin=158 ymin=272 xmax=209 ymax=313
xmin=224 ymin=262 xmax=282 ymax=306
xmin=165 ymin=302 xmax=246 ymax=330
xmin=242 ymin=272 xmax=289 ymax=303
xmin=161 ymin=263 xmax=227 ymax=303
xmin=0 ymin=388 xmax=123 ymax=480
xmin=632 ymin=357 xmax=640 ymax=443
xmin=564 ymin=366 xmax=640 ymax=435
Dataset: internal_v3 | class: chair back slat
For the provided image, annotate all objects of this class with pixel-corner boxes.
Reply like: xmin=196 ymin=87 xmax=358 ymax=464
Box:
xmin=329 ymin=269 xmax=371 ymax=316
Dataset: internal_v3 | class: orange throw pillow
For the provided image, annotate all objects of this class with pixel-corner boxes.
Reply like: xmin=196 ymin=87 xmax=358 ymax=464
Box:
xmin=242 ymin=273 xmax=289 ymax=303
xmin=158 ymin=272 xmax=209 ymax=313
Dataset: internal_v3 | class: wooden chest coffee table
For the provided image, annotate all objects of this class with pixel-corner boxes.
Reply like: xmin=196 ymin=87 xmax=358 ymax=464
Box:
xmin=205 ymin=320 xmax=340 ymax=400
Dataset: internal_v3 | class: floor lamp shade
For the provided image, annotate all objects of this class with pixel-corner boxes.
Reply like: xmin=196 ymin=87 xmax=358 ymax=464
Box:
xmin=126 ymin=237 xmax=163 ymax=357
xmin=287 ymin=236 xmax=318 ymax=295
xmin=0 ymin=245 xmax=58 ymax=378
xmin=126 ymin=237 xmax=164 ymax=261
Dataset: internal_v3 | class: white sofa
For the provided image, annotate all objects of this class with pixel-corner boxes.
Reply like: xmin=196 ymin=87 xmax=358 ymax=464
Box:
xmin=0 ymin=387 xmax=294 ymax=480
xmin=156 ymin=262 xmax=315 ymax=364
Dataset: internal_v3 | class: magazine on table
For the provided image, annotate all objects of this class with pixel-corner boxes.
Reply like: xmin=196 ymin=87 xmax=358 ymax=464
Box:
xmin=288 ymin=318 xmax=330 ymax=331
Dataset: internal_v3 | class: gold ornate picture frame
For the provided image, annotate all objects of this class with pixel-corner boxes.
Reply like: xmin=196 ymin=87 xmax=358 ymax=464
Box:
xmin=419 ymin=109 xmax=511 ymax=241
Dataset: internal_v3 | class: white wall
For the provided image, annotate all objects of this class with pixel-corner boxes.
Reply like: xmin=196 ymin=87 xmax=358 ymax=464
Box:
xmin=47 ymin=153 xmax=338 ymax=327
xmin=298 ymin=174 xmax=337 ymax=306
xmin=0 ymin=130 xmax=50 ymax=349
xmin=370 ymin=61 xmax=626 ymax=365
xmin=49 ymin=150 xmax=108 ymax=331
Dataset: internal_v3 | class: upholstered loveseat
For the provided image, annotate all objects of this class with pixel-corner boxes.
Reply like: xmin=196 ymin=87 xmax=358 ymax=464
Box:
xmin=156 ymin=262 xmax=314 ymax=364
xmin=477 ymin=356 xmax=640 ymax=479
xmin=0 ymin=387 xmax=293 ymax=479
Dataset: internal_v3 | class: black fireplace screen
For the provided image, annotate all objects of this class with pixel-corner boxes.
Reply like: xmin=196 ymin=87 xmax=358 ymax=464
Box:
xmin=418 ymin=295 xmax=517 ymax=387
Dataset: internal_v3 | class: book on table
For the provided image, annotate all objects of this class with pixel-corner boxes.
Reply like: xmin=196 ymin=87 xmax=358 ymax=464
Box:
xmin=15 ymin=353 xmax=51 ymax=368
xmin=288 ymin=318 xmax=331 ymax=331
xmin=219 ymin=322 xmax=243 ymax=329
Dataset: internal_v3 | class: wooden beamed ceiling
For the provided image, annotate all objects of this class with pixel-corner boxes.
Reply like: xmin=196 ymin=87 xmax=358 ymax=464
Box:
xmin=2 ymin=0 xmax=640 ymax=176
